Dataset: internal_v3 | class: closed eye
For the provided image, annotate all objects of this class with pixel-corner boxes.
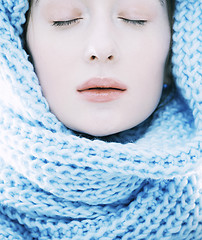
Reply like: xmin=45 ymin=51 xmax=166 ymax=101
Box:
xmin=118 ymin=17 xmax=147 ymax=26
xmin=52 ymin=18 xmax=82 ymax=27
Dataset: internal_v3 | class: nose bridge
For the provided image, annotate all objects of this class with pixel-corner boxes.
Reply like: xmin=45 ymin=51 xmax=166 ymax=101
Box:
xmin=85 ymin=16 xmax=119 ymax=62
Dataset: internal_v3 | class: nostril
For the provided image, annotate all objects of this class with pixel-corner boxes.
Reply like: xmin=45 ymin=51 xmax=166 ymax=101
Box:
xmin=89 ymin=55 xmax=114 ymax=61
xmin=90 ymin=55 xmax=96 ymax=60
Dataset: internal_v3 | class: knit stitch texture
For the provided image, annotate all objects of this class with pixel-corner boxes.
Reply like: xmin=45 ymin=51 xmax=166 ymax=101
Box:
xmin=0 ymin=0 xmax=201 ymax=239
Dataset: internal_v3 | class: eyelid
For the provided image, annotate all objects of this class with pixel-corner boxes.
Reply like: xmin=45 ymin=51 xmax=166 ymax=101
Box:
xmin=52 ymin=18 xmax=83 ymax=27
xmin=118 ymin=17 xmax=147 ymax=26
xmin=52 ymin=16 xmax=147 ymax=27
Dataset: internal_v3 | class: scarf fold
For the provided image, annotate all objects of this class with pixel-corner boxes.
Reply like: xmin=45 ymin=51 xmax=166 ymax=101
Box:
xmin=0 ymin=0 xmax=201 ymax=239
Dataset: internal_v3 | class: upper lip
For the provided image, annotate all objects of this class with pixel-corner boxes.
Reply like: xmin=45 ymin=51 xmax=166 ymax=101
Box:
xmin=77 ymin=78 xmax=127 ymax=91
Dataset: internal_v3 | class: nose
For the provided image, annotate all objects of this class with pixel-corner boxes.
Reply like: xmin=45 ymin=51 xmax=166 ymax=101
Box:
xmin=84 ymin=25 xmax=119 ymax=63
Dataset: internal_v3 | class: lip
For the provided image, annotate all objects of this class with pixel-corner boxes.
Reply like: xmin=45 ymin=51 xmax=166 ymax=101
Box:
xmin=77 ymin=78 xmax=127 ymax=102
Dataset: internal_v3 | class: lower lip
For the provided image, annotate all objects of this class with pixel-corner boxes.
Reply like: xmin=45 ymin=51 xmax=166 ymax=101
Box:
xmin=77 ymin=89 xmax=126 ymax=102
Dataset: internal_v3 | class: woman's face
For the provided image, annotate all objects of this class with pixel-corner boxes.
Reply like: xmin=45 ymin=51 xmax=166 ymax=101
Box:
xmin=26 ymin=0 xmax=171 ymax=136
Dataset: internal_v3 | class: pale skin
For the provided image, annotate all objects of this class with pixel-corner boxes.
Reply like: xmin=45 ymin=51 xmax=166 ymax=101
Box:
xmin=26 ymin=0 xmax=171 ymax=136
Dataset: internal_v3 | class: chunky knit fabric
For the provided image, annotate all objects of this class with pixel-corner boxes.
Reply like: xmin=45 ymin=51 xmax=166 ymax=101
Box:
xmin=0 ymin=0 xmax=201 ymax=239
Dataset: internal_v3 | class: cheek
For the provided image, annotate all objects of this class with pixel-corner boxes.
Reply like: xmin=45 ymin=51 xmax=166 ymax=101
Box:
xmin=124 ymin=31 xmax=170 ymax=87
xmin=136 ymin=31 xmax=170 ymax=68
xmin=122 ymin=27 xmax=170 ymax=116
xmin=27 ymin=29 xmax=80 ymax=95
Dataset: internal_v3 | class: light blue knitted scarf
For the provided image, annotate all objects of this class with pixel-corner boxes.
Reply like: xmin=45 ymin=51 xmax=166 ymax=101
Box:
xmin=0 ymin=0 xmax=201 ymax=239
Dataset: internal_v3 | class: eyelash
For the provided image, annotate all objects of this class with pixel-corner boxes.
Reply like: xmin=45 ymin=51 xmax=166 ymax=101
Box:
xmin=118 ymin=17 xmax=147 ymax=26
xmin=52 ymin=18 xmax=82 ymax=27
xmin=52 ymin=17 xmax=147 ymax=27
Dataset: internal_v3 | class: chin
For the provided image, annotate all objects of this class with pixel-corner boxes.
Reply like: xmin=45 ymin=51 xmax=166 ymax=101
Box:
xmin=84 ymin=130 xmax=118 ymax=137
xmin=72 ymin=127 xmax=115 ymax=137
xmin=70 ymin=122 xmax=134 ymax=137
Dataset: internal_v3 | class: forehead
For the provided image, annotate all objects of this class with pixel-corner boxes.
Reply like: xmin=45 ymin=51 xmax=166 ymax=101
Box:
xmin=32 ymin=0 xmax=166 ymax=6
